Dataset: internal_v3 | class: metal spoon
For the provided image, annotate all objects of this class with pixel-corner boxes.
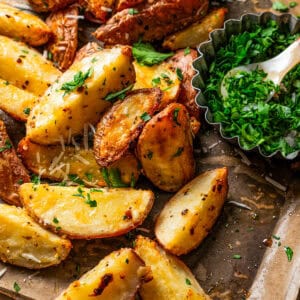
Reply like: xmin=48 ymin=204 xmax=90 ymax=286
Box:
xmin=220 ymin=38 xmax=300 ymax=99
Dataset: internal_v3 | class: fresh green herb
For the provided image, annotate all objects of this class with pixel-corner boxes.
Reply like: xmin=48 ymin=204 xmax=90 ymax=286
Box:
xmin=73 ymin=187 xmax=85 ymax=198
xmin=130 ymin=173 xmax=136 ymax=188
xmin=146 ymin=150 xmax=153 ymax=160
xmin=47 ymin=51 xmax=53 ymax=60
xmin=17 ymin=179 xmax=24 ymax=185
xmin=56 ymin=226 xmax=62 ymax=231
xmin=85 ymin=193 xmax=97 ymax=207
xmin=61 ymin=68 xmax=93 ymax=95
xmin=101 ymin=168 xmax=128 ymax=188
xmin=185 ymin=278 xmax=192 ymax=285
xmin=91 ymin=57 xmax=98 ymax=63
xmin=23 ymin=107 xmax=30 ymax=115
xmin=284 ymin=246 xmax=293 ymax=261
xmin=184 ymin=47 xmax=191 ymax=56
xmin=172 ymin=147 xmax=184 ymax=157
xmin=160 ymin=73 xmax=173 ymax=85
xmin=68 ymin=174 xmax=84 ymax=185
xmin=22 ymin=49 xmax=29 ymax=54
xmin=272 ymin=1 xmax=289 ymax=11
xmin=104 ymin=84 xmax=134 ymax=102
xmin=173 ymin=108 xmax=181 ymax=125
xmin=272 ymin=235 xmax=281 ymax=240
xmin=151 ymin=77 xmax=161 ymax=86
xmin=85 ymin=173 xmax=93 ymax=181
xmin=3 ymin=80 xmax=9 ymax=85
xmin=53 ymin=217 xmax=59 ymax=224
xmin=90 ymin=188 xmax=103 ymax=193
xmin=13 ymin=282 xmax=21 ymax=293
xmin=0 ymin=139 xmax=12 ymax=152
xmin=125 ymin=258 xmax=129 ymax=264
xmin=289 ymin=1 xmax=297 ymax=7
xmin=140 ymin=112 xmax=151 ymax=122
xmin=132 ymin=42 xmax=174 ymax=66
xmin=176 ymin=68 xmax=183 ymax=81
xmin=31 ymin=174 xmax=40 ymax=190
xmin=128 ymin=8 xmax=138 ymax=15
xmin=58 ymin=181 xmax=67 ymax=186
xmin=232 ymin=254 xmax=242 ymax=259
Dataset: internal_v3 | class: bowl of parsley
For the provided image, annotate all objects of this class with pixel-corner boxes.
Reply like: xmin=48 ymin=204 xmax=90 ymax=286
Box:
xmin=192 ymin=12 xmax=300 ymax=159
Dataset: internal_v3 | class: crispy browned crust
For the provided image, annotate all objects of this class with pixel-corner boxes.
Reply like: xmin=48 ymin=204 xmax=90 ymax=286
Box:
xmin=115 ymin=0 xmax=145 ymax=12
xmin=94 ymin=0 xmax=209 ymax=45
xmin=28 ymin=0 xmax=76 ymax=12
xmin=46 ymin=5 xmax=78 ymax=71
xmin=168 ymin=49 xmax=200 ymax=120
xmin=74 ymin=42 xmax=102 ymax=62
xmin=0 ymin=120 xmax=30 ymax=206
xmin=79 ymin=0 xmax=115 ymax=23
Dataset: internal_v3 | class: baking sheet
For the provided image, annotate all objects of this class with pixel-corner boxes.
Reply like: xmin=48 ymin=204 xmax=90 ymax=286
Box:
xmin=0 ymin=0 xmax=299 ymax=299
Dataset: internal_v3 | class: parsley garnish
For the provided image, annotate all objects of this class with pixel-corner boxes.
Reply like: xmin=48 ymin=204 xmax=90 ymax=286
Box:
xmin=104 ymin=84 xmax=134 ymax=102
xmin=61 ymin=67 xmax=93 ymax=95
xmin=160 ymin=73 xmax=173 ymax=85
xmin=53 ymin=217 xmax=59 ymax=224
xmin=272 ymin=1 xmax=289 ymax=11
xmin=90 ymin=188 xmax=103 ymax=193
xmin=173 ymin=108 xmax=181 ymax=125
xmin=130 ymin=173 xmax=136 ymax=188
xmin=132 ymin=42 xmax=174 ymax=66
xmin=172 ymin=147 xmax=184 ymax=157
xmin=68 ymin=174 xmax=84 ymax=185
xmin=31 ymin=174 xmax=40 ymax=191
xmin=289 ymin=1 xmax=297 ymax=7
xmin=146 ymin=150 xmax=153 ymax=160
xmin=272 ymin=234 xmax=280 ymax=240
xmin=17 ymin=179 xmax=24 ymax=185
xmin=23 ymin=107 xmax=30 ymax=115
xmin=101 ymin=168 xmax=128 ymax=188
xmin=185 ymin=278 xmax=192 ymax=285
xmin=176 ymin=68 xmax=183 ymax=81
xmin=232 ymin=254 xmax=242 ymax=259
xmin=47 ymin=51 xmax=53 ymax=60
xmin=128 ymin=8 xmax=138 ymax=15
xmin=140 ymin=112 xmax=151 ymax=122
xmin=0 ymin=139 xmax=12 ymax=152
xmin=85 ymin=193 xmax=97 ymax=207
xmin=284 ymin=246 xmax=293 ymax=262
xmin=85 ymin=173 xmax=93 ymax=181
xmin=3 ymin=80 xmax=9 ymax=85
xmin=13 ymin=282 xmax=21 ymax=293
xmin=184 ymin=47 xmax=191 ymax=56
xmin=151 ymin=77 xmax=161 ymax=86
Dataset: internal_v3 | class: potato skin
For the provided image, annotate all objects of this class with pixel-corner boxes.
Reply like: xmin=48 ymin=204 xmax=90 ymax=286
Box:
xmin=46 ymin=5 xmax=78 ymax=71
xmin=0 ymin=120 xmax=30 ymax=206
xmin=137 ymin=103 xmax=195 ymax=192
xmin=0 ymin=35 xmax=61 ymax=97
xmin=115 ymin=0 xmax=144 ymax=12
xmin=0 ymin=204 xmax=71 ymax=269
xmin=79 ymin=0 xmax=115 ymax=23
xmin=0 ymin=3 xmax=51 ymax=46
xmin=155 ymin=168 xmax=228 ymax=255
xmin=28 ymin=0 xmax=76 ymax=12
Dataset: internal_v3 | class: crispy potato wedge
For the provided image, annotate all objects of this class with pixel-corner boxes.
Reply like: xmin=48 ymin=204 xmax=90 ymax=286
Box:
xmin=115 ymin=0 xmax=144 ymax=12
xmin=163 ymin=8 xmax=227 ymax=50
xmin=135 ymin=236 xmax=210 ymax=300
xmin=28 ymin=0 xmax=76 ymax=12
xmin=74 ymin=42 xmax=102 ymax=62
xmin=0 ymin=120 xmax=30 ymax=206
xmin=94 ymin=0 xmax=209 ymax=45
xmin=137 ymin=103 xmax=195 ymax=192
xmin=79 ymin=0 xmax=115 ymax=23
xmin=0 ymin=79 xmax=38 ymax=122
xmin=46 ymin=5 xmax=78 ymax=71
xmin=155 ymin=168 xmax=228 ymax=255
xmin=20 ymin=184 xmax=154 ymax=239
xmin=56 ymin=248 xmax=150 ymax=300
xmin=0 ymin=3 xmax=51 ymax=46
xmin=26 ymin=46 xmax=135 ymax=145
xmin=0 ymin=35 xmax=61 ymax=97
xmin=18 ymin=137 xmax=140 ymax=187
xmin=94 ymin=88 xmax=161 ymax=167
xmin=133 ymin=61 xmax=180 ymax=109
xmin=0 ymin=203 xmax=71 ymax=269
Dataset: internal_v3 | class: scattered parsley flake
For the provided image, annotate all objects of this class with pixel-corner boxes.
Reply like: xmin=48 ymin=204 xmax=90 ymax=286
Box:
xmin=0 ymin=139 xmax=12 ymax=152
xmin=147 ymin=150 xmax=153 ymax=160
xmin=101 ymin=168 xmax=129 ymax=188
xmin=151 ymin=77 xmax=161 ymax=86
xmin=140 ymin=112 xmax=151 ymax=122
xmin=272 ymin=1 xmax=289 ymax=12
xmin=17 ymin=179 xmax=24 ymax=185
xmin=68 ymin=174 xmax=84 ymax=185
xmin=23 ymin=107 xmax=31 ymax=115
xmin=185 ymin=278 xmax=192 ymax=285
xmin=184 ymin=47 xmax=191 ymax=56
xmin=90 ymin=188 xmax=103 ymax=193
xmin=104 ymin=84 xmax=134 ymax=102
xmin=128 ymin=8 xmax=138 ymax=15
xmin=173 ymin=108 xmax=181 ymax=125
xmin=272 ymin=234 xmax=280 ymax=240
xmin=85 ymin=193 xmax=97 ymax=207
xmin=13 ymin=282 xmax=21 ymax=293
xmin=21 ymin=49 xmax=29 ymax=54
xmin=284 ymin=246 xmax=293 ymax=262
xmin=176 ymin=68 xmax=183 ymax=81
xmin=85 ymin=173 xmax=93 ymax=181
xmin=47 ymin=51 xmax=53 ymax=60
xmin=232 ymin=254 xmax=242 ymax=259
xmin=289 ymin=1 xmax=297 ymax=7
xmin=53 ymin=217 xmax=59 ymax=224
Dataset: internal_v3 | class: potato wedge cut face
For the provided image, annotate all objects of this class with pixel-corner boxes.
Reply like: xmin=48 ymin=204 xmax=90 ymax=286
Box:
xmin=155 ymin=168 xmax=228 ymax=255
xmin=134 ymin=236 xmax=210 ymax=300
xmin=0 ymin=35 xmax=61 ymax=97
xmin=56 ymin=248 xmax=145 ymax=300
xmin=0 ymin=204 xmax=71 ymax=269
xmin=26 ymin=46 xmax=135 ymax=145
xmin=20 ymin=184 xmax=154 ymax=239
xmin=94 ymin=88 xmax=161 ymax=167
xmin=18 ymin=138 xmax=140 ymax=187
xmin=137 ymin=103 xmax=195 ymax=192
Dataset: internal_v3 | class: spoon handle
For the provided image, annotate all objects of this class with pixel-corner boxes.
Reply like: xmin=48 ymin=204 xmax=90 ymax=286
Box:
xmin=261 ymin=38 xmax=300 ymax=85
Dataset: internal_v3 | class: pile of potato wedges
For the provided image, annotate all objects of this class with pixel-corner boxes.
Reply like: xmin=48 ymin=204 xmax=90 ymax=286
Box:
xmin=0 ymin=1 xmax=229 ymax=298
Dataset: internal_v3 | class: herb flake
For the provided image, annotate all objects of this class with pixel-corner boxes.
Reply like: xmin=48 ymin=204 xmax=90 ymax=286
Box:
xmin=104 ymin=84 xmax=134 ymax=102
xmin=284 ymin=246 xmax=293 ymax=262
xmin=0 ymin=139 xmax=12 ymax=152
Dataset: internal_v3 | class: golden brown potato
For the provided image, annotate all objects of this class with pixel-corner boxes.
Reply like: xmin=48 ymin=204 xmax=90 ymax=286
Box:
xmin=46 ymin=5 xmax=78 ymax=71
xmin=79 ymin=0 xmax=115 ymax=23
xmin=28 ymin=0 xmax=76 ymax=12
xmin=0 ymin=203 xmax=72 ymax=269
xmin=137 ymin=103 xmax=195 ymax=192
xmin=0 ymin=79 xmax=38 ymax=122
xmin=94 ymin=88 xmax=161 ymax=167
xmin=0 ymin=3 xmax=51 ymax=46
xmin=163 ymin=8 xmax=227 ymax=50
xmin=18 ymin=137 xmax=140 ymax=187
xmin=133 ymin=61 xmax=180 ymax=110
xmin=20 ymin=184 xmax=154 ymax=239
xmin=55 ymin=248 xmax=150 ymax=300
xmin=135 ymin=236 xmax=210 ymax=300
xmin=74 ymin=42 xmax=102 ymax=62
xmin=0 ymin=35 xmax=61 ymax=97
xmin=155 ymin=168 xmax=228 ymax=255
xmin=94 ymin=0 xmax=209 ymax=45
xmin=0 ymin=120 xmax=30 ymax=206
xmin=26 ymin=46 xmax=135 ymax=145
xmin=115 ymin=0 xmax=144 ymax=12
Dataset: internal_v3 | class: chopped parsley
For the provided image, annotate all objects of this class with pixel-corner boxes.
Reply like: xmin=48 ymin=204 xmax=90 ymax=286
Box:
xmin=53 ymin=217 xmax=59 ymax=224
xmin=232 ymin=254 xmax=242 ymax=259
xmin=272 ymin=1 xmax=289 ymax=11
xmin=173 ymin=108 xmax=181 ymax=125
xmin=132 ymin=42 xmax=174 ymax=66
xmin=68 ymin=174 xmax=84 ymax=185
xmin=184 ymin=47 xmax=191 ymax=56
xmin=23 ymin=107 xmax=31 ymax=115
xmin=85 ymin=193 xmax=97 ymax=207
xmin=128 ymin=8 xmax=138 ymax=15
xmin=172 ymin=147 xmax=184 ymax=157
xmin=90 ymin=188 xmax=103 ymax=193
xmin=140 ymin=112 xmax=151 ymax=122
xmin=101 ymin=168 xmax=128 ymax=188
xmin=160 ymin=73 xmax=173 ymax=85
xmin=17 ymin=179 xmax=24 ymax=185
xmin=185 ymin=278 xmax=192 ymax=285
xmin=289 ymin=1 xmax=297 ymax=7
xmin=0 ymin=139 xmax=12 ymax=152
xmin=272 ymin=234 xmax=280 ymax=240
xmin=13 ymin=282 xmax=21 ymax=293
xmin=176 ymin=68 xmax=183 ymax=81
xmin=85 ymin=173 xmax=93 ymax=181
xmin=104 ymin=84 xmax=134 ymax=102
xmin=3 ymin=80 xmax=9 ymax=85
xmin=91 ymin=57 xmax=98 ymax=63
xmin=31 ymin=174 xmax=40 ymax=191
xmin=130 ymin=173 xmax=136 ymax=188
xmin=284 ymin=246 xmax=293 ymax=262
xmin=146 ymin=150 xmax=153 ymax=160
xmin=151 ymin=77 xmax=161 ymax=86
xmin=47 ymin=51 xmax=53 ymax=60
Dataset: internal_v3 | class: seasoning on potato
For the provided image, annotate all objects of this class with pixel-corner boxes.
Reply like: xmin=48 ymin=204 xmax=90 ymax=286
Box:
xmin=28 ymin=0 xmax=76 ymax=12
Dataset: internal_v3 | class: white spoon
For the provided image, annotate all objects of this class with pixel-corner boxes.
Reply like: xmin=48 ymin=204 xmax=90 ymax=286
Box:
xmin=220 ymin=38 xmax=300 ymax=100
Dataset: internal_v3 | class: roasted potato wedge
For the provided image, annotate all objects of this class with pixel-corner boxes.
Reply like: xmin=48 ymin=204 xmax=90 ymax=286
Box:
xmin=94 ymin=0 xmax=209 ymax=45
xmin=0 ymin=120 xmax=30 ymax=206
xmin=115 ymin=0 xmax=144 ymax=12
xmin=137 ymin=103 xmax=195 ymax=192
xmin=74 ymin=42 xmax=102 ymax=62
xmin=79 ymin=0 xmax=115 ymax=23
xmin=46 ymin=5 xmax=78 ymax=71
xmin=163 ymin=8 xmax=227 ymax=50
xmin=0 ymin=203 xmax=71 ymax=269
xmin=155 ymin=168 xmax=228 ymax=255
xmin=20 ymin=184 xmax=154 ymax=239
xmin=0 ymin=3 xmax=51 ymax=46
xmin=94 ymin=88 xmax=161 ymax=167
xmin=133 ymin=61 xmax=180 ymax=109
xmin=0 ymin=35 xmax=61 ymax=97
xmin=135 ymin=236 xmax=210 ymax=300
xmin=18 ymin=137 xmax=140 ymax=187
xmin=26 ymin=46 xmax=135 ymax=145
xmin=0 ymin=79 xmax=38 ymax=122
xmin=28 ymin=0 xmax=76 ymax=12
xmin=56 ymin=248 xmax=150 ymax=300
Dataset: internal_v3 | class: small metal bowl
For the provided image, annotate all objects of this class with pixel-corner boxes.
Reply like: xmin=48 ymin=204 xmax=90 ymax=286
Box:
xmin=192 ymin=12 xmax=300 ymax=160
